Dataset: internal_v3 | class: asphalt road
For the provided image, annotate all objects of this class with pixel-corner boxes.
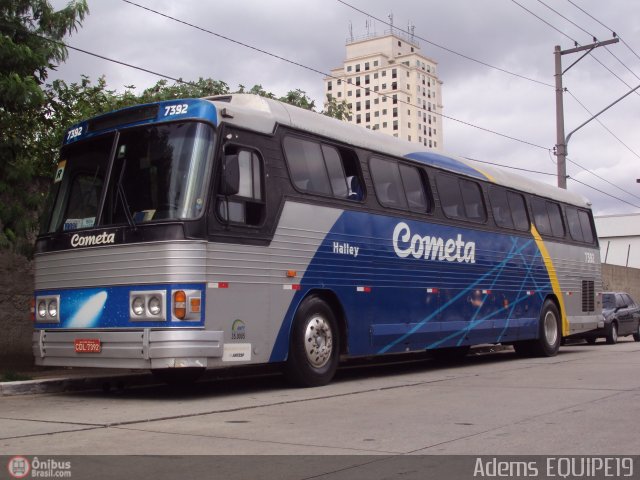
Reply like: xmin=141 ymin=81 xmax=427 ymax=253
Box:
xmin=1 ymin=339 xmax=639 ymax=456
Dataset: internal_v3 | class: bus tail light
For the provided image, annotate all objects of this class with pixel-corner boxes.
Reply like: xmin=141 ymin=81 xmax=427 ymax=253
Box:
xmin=30 ymin=298 xmax=35 ymax=322
xmin=174 ymin=290 xmax=186 ymax=319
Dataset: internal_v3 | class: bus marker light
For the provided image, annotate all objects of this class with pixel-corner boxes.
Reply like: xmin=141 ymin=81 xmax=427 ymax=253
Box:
xmin=174 ymin=291 xmax=186 ymax=319
xmin=357 ymin=286 xmax=371 ymax=293
xmin=209 ymin=282 xmax=229 ymax=289
xmin=190 ymin=298 xmax=201 ymax=313
xmin=283 ymin=284 xmax=300 ymax=290
xmin=426 ymin=288 xmax=439 ymax=293
xmin=286 ymin=270 xmax=297 ymax=278
xmin=482 ymin=290 xmax=491 ymax=295
xmin=526 ymin=291 xmax=535 ymax=296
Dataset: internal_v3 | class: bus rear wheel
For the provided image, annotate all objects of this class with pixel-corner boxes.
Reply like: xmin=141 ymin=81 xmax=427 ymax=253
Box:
xmin=514 ymin=300 xmax=561 ymax=357
xmin=285 ymin=296 xmax=339 ymax=388
xmin=531 ymin=300 xmax=561 ymax=356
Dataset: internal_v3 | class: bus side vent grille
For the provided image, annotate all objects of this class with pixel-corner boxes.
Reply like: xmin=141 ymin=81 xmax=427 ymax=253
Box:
xmin=581 ymin=280 xmax=595 ymax=312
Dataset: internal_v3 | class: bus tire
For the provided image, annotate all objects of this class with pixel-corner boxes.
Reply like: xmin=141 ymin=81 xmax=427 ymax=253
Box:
xmin=285 ymin=296 xmax=339 ymax=388
xmin=530 ymin=299 xmax=561 ymax=357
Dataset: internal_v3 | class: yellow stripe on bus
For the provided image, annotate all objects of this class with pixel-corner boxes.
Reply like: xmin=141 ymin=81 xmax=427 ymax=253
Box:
xmin=530 ymin=224 xmax=569 ymax=336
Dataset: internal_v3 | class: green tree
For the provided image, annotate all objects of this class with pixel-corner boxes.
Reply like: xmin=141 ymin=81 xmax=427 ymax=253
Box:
xmin=0 ymin=0 xmax=88 ymax=253
xmin=322 ymin=94 xmax=351 ymax=121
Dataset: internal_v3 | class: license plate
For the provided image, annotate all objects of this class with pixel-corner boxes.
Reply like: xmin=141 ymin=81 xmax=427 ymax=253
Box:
xmin=74 ymin=338 xmax=101 ymax=353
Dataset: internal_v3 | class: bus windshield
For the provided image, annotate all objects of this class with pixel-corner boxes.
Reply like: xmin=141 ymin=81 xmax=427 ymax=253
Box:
xmin=41 ymin=121 xmax=215 ymax=233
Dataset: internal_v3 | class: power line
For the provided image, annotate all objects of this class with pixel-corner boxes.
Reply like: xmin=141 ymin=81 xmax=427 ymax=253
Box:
xmin=509 ymin=0 xmax=577 ymax=44
xmin=568 ymin=176 xmax=640 ymax=210
xmin=567 ymin=154 xmax=640 ymax=203
xmin=565 ymin=0 xmax=640 ymax=65
xmin=566 ymin=89 xmax=640 ymax=163
xmin=336 ymin=0 xmax=553 ymax=88
xmin=121 ymin=0 xmax=549 ymax=150
xmin=464 ymin=156 xmax=556 ymax=177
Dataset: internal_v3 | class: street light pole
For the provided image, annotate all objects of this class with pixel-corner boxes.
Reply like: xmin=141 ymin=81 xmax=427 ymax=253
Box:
xmin=554 ymin=37 xmax=619 ymax=189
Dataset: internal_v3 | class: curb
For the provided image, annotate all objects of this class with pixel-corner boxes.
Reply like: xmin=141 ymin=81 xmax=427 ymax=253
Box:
xmin=0 ymin=372 xmax=155 ymax=397
xmin=0 ymin=345 xmax=512 ymax=397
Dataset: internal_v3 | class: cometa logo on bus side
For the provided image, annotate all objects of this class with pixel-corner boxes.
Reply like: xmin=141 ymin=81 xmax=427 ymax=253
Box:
xmin=392 ymin=222 xmax=476 ymax=263
xmin=70 ymin=232 xmax=116 ymax=248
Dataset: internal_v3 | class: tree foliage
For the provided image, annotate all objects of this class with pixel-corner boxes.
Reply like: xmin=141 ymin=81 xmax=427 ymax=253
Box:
xmin=0 ymin=0 xmax=88 ymax=253
xmin=1 ymin=4 xmax=350 ymax=256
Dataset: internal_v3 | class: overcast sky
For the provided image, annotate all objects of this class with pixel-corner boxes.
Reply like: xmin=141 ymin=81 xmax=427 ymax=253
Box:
xmin=48 ymin=0 xmax=640 ymax=215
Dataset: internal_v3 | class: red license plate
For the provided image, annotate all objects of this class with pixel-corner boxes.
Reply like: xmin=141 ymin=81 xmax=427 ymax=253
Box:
xmin=74 ymin=338 xmax=101 ymax=353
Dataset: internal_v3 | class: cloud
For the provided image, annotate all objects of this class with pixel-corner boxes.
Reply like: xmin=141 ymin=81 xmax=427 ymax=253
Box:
xmin=48 ymin=0 xmax=640 ymax=214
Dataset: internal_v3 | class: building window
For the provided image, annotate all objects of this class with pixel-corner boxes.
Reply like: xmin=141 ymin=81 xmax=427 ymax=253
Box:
xmin=392 ymin=68 xmax=397 ymax=79
xmin=365 ymin=74 xmax=370 ymax=85
xmin=365 ymin=100 xmax=370 ymax=110
xmin=355 ymin=77 xmax=361 ymax=86
xmin=374 ymin=60 xmax=378 ymax=67
xmin=337 ymin=92 xmax=342 ymax=98
xmin=398 ymin=41 xmax=401 ymax=47
xmin=374 ymin=73 xmax=378 ymax=79
xmin=355 ymin=64 xmax=360 ymax=72
xmin=356 ymin=114 xmax=361 ymax=124
xmin=374 ymin=111 xmax=379 ymax=117
xmin=347 ymin=90 xmax=352 ymax=97
xmin=383 ymin=122 xmax=388 ymax=128
xmin=365 ymin=62 xmax=370 ymax=70
xmin=356 ymin=90 xmax=361 ymax=98
xmin=337 ymin=79 xmax=342 ymax=85
xmin=356 ymin=101 xmax=361 ymax=112
xmin=382 ymin=70 xmax=386 ymax=77
xmin=392 ymin=94 xmax=398 ymax=105
xmin=365 ymin=113 xmax=370 ymax=122
xmin=393 ymin=120 xmax=398 ymax=131
xmin=392 ymin=107 xmax=398 ymax=117
xmin=391 ymin=82 xmax=397 ymax=90
xmin=327 ymin=81 xmax=332 ymax=91
xmin=382 ymin=109 xmax=387 ymax=115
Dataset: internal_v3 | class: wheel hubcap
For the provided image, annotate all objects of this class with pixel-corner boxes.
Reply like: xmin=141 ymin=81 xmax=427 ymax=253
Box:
xmin=544 ymin=311 xmax=558 ymax=346
xmin=304 ymin=315 xmax=333 ymax=368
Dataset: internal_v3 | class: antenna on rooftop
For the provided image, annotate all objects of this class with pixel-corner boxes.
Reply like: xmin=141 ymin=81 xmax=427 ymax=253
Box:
xmin=388 ymin=12 xmax=393 ymax=34
xmin=408 ymin=21 xmax=415 ymax=43
xmin=348 ymin=21 xmax=353 ymax=42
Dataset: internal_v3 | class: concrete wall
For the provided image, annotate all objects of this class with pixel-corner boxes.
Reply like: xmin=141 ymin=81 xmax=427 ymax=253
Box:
xmin=601 ymin=263 xmax=640 ymax=301
xmin=0 ymin=251 xmax=34 ymax=369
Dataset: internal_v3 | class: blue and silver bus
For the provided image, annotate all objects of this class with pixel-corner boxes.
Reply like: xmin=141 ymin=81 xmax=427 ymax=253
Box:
xmin=33 ymin=94 xmax=602 ymax=386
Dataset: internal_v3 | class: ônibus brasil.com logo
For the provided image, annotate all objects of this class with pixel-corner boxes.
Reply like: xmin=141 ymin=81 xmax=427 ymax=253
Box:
xmin=7 ymin=456 xmax=30 ymax=479
xmin=7 ymin=456 xmax=72 ymax=478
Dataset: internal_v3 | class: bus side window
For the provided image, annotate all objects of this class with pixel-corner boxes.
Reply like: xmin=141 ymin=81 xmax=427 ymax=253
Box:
xmin=283 ymin=136 xmax=363 ymax=201
xmin=489 ymin=186 xmax=514 ymax=229
xmin=546 ymin=201 xmax=565 ymax=238
xmin=217 ymin=148 xmax=264 ymax=226
xmin=507 ymin=191 xmax=529 ymax=231
xmin=566 ymin=206 xmax=584 ymax=242
xmin=531 ymin=197 xmax=551 ymax=235
xmin=578 ymin=210 xmax=594 ymax=243
xmin=436 ymin=174 xmax=463 ymax=219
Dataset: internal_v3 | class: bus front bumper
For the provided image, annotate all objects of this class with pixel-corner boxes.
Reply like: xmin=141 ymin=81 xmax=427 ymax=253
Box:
xmin=32 ymin=329 xmax=223 ymax=369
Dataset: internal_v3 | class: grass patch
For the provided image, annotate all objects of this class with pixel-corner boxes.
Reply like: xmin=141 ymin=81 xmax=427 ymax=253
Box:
xmin=0 ymin=371 xmax=32 ymax=382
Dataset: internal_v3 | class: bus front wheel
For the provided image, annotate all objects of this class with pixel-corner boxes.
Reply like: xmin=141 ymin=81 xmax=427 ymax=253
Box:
xmin=285 ymin=296 xmax=340 ymax=387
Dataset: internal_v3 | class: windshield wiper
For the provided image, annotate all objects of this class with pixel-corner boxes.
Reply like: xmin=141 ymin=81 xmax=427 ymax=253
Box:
xmin=116 ymin=157 xmax=136 ymax=229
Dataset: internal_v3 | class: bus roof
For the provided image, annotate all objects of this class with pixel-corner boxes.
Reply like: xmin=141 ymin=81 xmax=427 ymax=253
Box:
xmin=207 ymin=94 xmax=591 ymax=209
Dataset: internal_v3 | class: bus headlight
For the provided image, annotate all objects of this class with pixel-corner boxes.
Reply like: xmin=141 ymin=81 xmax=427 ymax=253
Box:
xmin=37 ymin=301 xmax=47 ymax=319
xmin=148 ymin=296 xmax=161 ymax=316
xmin=34 ymin=295 xmax=61 ymax=323
xmin=132 ymin=297 xmax=145 ymax=316
xmin=129 ymin=290 xmax=166 ymax=322
xmin=47 ymin=299 xmax=58 ymax=318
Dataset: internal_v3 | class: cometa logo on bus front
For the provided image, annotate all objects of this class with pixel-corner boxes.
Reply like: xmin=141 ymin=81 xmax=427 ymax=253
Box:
xmin=392 ymin=222 xmax=476 ymax=263
xmin=70 ymin=232 xmax=116 ymax=248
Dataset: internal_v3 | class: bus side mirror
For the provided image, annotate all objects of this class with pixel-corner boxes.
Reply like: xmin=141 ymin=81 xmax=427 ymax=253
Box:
xmin=220 ymin=154 xmax=240 ymax=196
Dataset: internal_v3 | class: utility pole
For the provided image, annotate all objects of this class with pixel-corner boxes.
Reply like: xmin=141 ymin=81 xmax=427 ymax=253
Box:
xmin=554 ymin=38 xmax=619 ymax=189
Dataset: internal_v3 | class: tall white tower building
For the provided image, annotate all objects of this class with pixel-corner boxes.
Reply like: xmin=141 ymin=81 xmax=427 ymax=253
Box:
xmin=324 ymin=29 xmax=444 ymax=150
